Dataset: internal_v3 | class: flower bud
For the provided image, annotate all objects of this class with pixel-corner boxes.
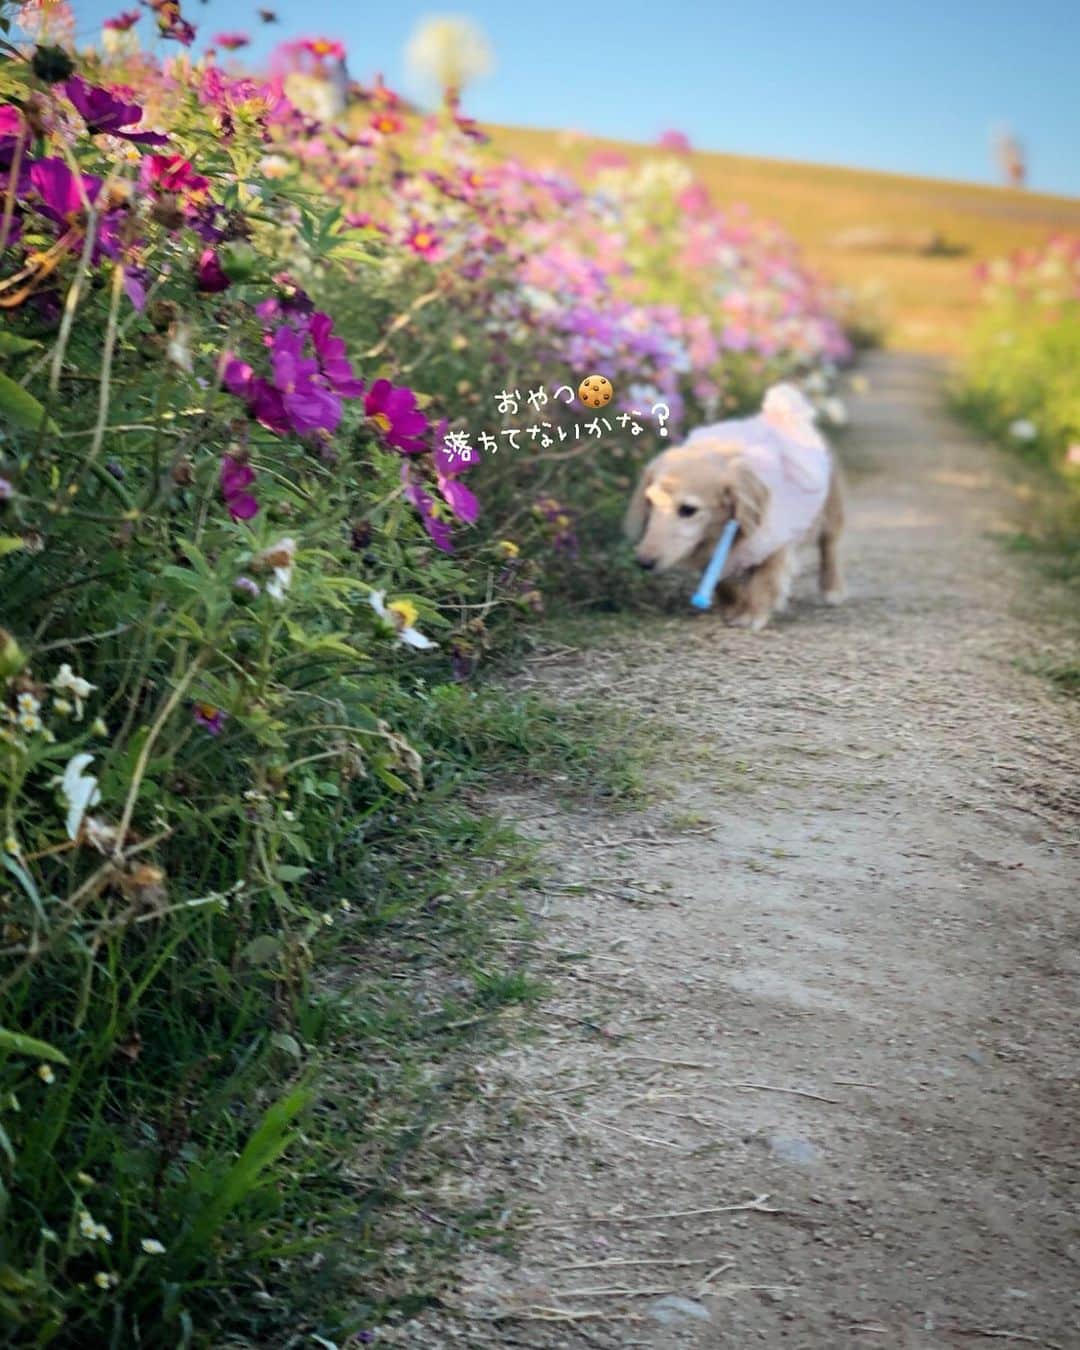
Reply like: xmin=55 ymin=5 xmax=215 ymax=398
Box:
xmin=31 ymin=45 xmax=76 ymax=84
xmin=0 ymin=630 xmax=27 ymax=680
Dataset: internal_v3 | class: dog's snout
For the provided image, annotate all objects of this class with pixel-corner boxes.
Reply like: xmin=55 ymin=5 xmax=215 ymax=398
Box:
xmin=635 ymin=555 xmax=657 ymax=571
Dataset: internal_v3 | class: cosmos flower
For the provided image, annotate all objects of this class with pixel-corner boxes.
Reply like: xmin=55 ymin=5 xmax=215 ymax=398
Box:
xmin=404 ymin=223 xmax=443 ymax=260
xmin=195 ymin=247 xmax=230 ymax=292
xmin=370 ymin=111 xmax=403 ymax=135
xmin=57 ymin=753 xmax=101 ymax=841
xmin=104 ymin=9 xmax=141 ymax=30
xmin=52 ymin=663 xmax=96 ymax=720
xmin=368 ymin=591 xmax=437 ymax=650
xmin=308 ymin=312 xmax=364 ymax=396
xmin=193 ymin=703 xmax=226 ymax=735
xmin=220 ymin=454 xmax=258 ymax=521
xmin=213 ymin=31 xmax=250 ymax=49
xmin=269 ymin=324 xmax=342 ymax=435
xmin=64 ymin=76 xmax=168 ymax=144
xmin=400 ymin=461 xmax=453 ymax=552
xmin=364 ymin=379 xmax=428 ymax=453
xmin=433 ymin=429 xmax=479 ymax=524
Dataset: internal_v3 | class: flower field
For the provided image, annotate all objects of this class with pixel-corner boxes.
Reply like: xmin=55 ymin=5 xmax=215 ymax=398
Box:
xmin=0 ymin=4 xmax=854 ymax=1343
xmin=956 ymin=234 xmax=1080 ymax=593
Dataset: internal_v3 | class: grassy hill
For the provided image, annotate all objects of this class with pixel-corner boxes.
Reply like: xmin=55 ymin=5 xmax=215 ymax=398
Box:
xmin=490 ymin=125 xmax=1080 ymax=355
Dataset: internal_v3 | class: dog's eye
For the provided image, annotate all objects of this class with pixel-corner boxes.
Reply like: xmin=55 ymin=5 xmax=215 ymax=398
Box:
xmin=677 ymin=503 xmax=699 ymax=518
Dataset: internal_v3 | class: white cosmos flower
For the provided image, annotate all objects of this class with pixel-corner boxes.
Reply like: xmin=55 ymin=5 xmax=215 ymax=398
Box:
xmin=58 ymin=753 xmax=102 ymax=841
xmin=53 ymin=664 xmax=96 ymax=720
xmin=368 ymin=592 xmax=437 ymax=650
xmin=1008 ymin=418 xmax=1037 ymax=442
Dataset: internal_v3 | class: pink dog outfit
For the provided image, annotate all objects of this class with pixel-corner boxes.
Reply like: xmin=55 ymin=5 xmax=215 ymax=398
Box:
xmin=686 ymin=384 xmax=831 ymax=576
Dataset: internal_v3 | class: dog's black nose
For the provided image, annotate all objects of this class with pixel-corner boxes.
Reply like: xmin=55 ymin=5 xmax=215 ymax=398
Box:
xmin=636 ymin=556 xmax=656 ymax=571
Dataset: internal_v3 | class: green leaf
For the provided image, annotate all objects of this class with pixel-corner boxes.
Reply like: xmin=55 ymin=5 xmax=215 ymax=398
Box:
xmin=273 ymin=864 xmax=308 ymax=883
xmin=0 ymin=334 xmax=40 ymax=359
xmin=176 ymin=1085 xmax=312 ymax=1268
xmin=0 ymin=373 xmax=57 ymax=435
xmin=0 ymin=1027 xmax=69 ymax=1065
xmin=0 ymin=538 xmax=24 ymax=558
xmin=240 ymin=934 xmax=280 ymax=966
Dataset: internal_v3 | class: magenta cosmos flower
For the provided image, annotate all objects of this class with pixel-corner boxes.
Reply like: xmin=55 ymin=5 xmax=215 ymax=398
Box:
xmin=196 ymin=247 xmax=230 ymax=293
xmin=404 ymin=223 xmax=443 ymax=260
xmin=365 ymin=379 xmax=428 ymax=453
xmin=213 ymin=31 xmax=250 ymax=49
xmin=309 ymin=312 xmax=364 ymax=397
xmin=401 ymin=462 xmax=453 ymax=552
xmin=433 ymin=427 xmax=479 ymax=524
xmin=220 ymin=454 xmax=258 ymax=521
xmin=270 ymin=325 xmax=343 ymax=435
xmin=193 ymin=703 xmax=227 ymax=735
xmin=64 ymin=76 xmax=168 ymax=144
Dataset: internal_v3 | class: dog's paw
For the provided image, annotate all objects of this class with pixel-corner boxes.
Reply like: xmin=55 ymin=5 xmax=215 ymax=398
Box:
xmin=726 ymin=610 xmax=771 ymax=631
xmin=822 ymin=584 xmax=846 ymax=606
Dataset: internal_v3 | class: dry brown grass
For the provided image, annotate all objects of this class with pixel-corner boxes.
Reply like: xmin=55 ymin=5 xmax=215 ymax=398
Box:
xmin=489 ymin=124 xmax=1080 ymax=355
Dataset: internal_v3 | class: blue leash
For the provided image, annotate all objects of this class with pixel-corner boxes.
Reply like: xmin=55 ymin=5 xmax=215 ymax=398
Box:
xmin=690 ymin=518 xmax=739 ymax=610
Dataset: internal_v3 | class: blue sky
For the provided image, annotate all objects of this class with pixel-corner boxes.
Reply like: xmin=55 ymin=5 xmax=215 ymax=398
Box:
xmin=71 ymin=0 xmax=1080 ymax=195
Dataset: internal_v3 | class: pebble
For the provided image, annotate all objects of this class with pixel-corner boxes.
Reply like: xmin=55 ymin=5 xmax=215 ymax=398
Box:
xmin=769 ymin=1135 xmax=819 ymax=1165
xmin=647 ymin=1295 xmax=712 ymax=1325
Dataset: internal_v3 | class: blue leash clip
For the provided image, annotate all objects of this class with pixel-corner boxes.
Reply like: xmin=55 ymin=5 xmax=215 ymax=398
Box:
xmin=690 ymin=518 xmax=739 ymax=610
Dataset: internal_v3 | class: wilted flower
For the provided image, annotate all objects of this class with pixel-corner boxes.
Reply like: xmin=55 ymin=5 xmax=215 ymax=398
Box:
xmin=254 ymin=537 xmax=296 ymax=602
xmin=368 ymin=591 xmax=437 ymax=650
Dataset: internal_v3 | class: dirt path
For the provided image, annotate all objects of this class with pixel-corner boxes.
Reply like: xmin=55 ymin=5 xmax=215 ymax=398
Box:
xmin=403 ymin=352 xmax=1079 ymax=1349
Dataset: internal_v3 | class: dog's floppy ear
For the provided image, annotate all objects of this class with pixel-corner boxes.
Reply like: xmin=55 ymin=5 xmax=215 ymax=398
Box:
xmin=721 ymin=460 xmax=769 ymax=537
xmin=623 ymin=458 xmax=658 ymax=542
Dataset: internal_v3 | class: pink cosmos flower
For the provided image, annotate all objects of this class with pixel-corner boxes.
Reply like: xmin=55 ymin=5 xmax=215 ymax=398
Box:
xmin=658 ymin=129 xmax=692 ymax=153
xmin=365 ymin=379 xmax=428 ymax=453
xmin=142 ymin=153 xmax=209 ymax=198
xmin=370 ymin=111 xmax=403 ymax=135
xmin=404 ymin=223 xmax=443 ymax=260
xmin=104 ymin=8 xmax=140 ymax=29
xmin=213 ymin=31 xmax=250 ymax=49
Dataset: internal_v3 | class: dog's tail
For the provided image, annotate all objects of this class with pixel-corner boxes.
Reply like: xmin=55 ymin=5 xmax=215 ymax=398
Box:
xmin=762 ymin=383 xmax=819 ymax=439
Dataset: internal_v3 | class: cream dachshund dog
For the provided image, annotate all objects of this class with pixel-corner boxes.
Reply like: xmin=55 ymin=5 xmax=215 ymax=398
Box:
xmin=624 ymin=384 xmax=845 ymax=630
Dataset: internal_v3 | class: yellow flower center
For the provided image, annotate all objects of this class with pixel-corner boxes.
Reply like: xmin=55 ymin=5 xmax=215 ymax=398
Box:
xmin=371 ymin=411 xmax=392 ymax=434
xmin=413 ymin=232 xmax=432 ymax=250
xmin=387 ymin=599 xmax=418 ymax=630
